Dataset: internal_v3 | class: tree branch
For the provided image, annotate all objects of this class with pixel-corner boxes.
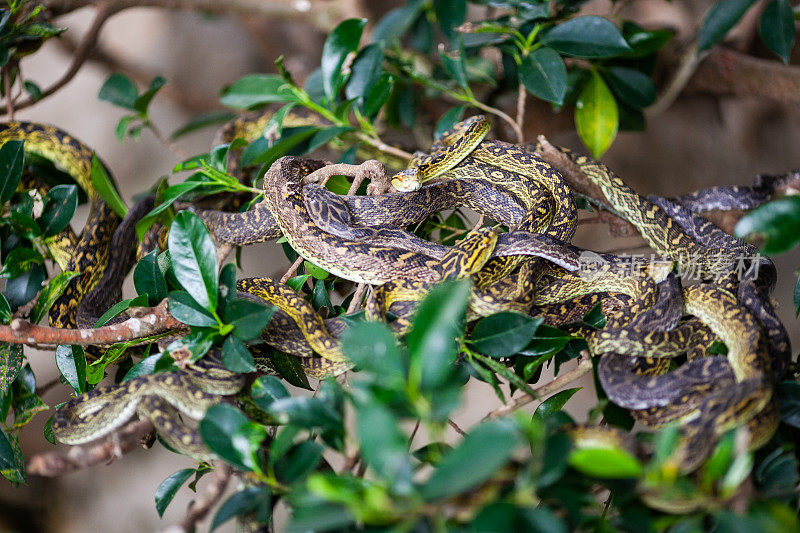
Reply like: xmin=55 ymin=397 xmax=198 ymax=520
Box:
xmin=1 ymin=3 xmax=117 ymax=117
xmin=672 ymin=47 xmax=800 ymax=106
xmin=44 ymin=0 xmax=355 ymax=31
xmin=484 ymin=352 xmax=593 ymax=419
xmin=27 ymin=418 xmax=156 ymax=477
xmin=0 ymin=300 xmax=182 ymax=348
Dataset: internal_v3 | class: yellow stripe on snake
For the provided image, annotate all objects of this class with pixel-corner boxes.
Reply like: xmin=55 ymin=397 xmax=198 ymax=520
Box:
xmin=0 ymin=115 xmax=789 ymax=480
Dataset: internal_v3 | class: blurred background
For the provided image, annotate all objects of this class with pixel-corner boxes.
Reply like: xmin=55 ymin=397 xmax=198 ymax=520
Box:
xmin=1 ymin=0 xmax=799 ymax=530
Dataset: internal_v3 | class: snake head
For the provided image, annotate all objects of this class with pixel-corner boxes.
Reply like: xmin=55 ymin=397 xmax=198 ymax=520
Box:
xmin=390 ymin=168 xmax=422 ymax=192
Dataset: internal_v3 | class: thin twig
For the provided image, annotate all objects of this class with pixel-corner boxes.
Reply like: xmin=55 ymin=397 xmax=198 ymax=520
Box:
xmin=448 ymin=419 xmax=466 ymax=436
xmin=515 ymin=82 xmax=526 ymax=139
xmin=346 ymin=283 xmax=367 ymax=314
xmin=27 ymin=418 xmax=156 ymax=477
xmin=147 ymin=121 xmax=189 ymax=160
xmin=280 ymin=256 xmax=304 ymax=284
xmin=472 ymin=99 xmax=523 ymax=143
xmin=1 ymin=3 xmax=117 ymax=116
xmin=4 ymin=68 xmax=15 ymax=120
xmin=484 ymin=352 xmax=593 ymax=419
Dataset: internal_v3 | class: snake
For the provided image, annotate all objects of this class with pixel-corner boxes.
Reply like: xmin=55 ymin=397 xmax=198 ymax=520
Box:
xmin=0 ymin=112 xmax=791 ymax=479
xmin=0 ymin=122 xmax=249 ymax=460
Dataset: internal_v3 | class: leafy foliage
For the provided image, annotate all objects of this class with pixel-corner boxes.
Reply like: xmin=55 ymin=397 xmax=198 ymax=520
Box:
xmin=0 ymin=0 xmax=799 ymax=531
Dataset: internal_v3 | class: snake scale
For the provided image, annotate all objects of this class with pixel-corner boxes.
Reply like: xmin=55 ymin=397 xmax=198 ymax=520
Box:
xmin=0 ymin=114 xmax=791 ymax=476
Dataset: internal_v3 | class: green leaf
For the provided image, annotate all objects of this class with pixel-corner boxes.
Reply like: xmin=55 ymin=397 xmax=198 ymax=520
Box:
xmin=155 ymin=468 xmax=195 ymax=517
xmin=98 ymin=73 xmax=138 ymax=110
xmin=345 ymin=43 xmax=384 ymax=103
xmin=519 ymin=48 xmax=567 ymax=105
xmin=4 ymin=262 xmax=46 ymax=310
xmin=171 ymin=110 xmax=237 ymax=140
xmin=434 ymin=106 xmax=466 ymax=140
xmin=90 ymin=155 xmax=128 ymax=217
xmin=0 ymin=293 xmax=10 ymax=324
xmin=251 ymin=375 xmax=289 ymax=411
xmin=362 ymin=73 xmax=394 ymax=118
xmin=23 ymin=81 xmax=42 ymax=101
xmin=374 ymin=0 xmax=425 ymax=43
xmin=440 ymin=43 xmax=469 ymax=89
xmin=303 ymin=261 xmax=329 ymax=280
xmin=275 ymin=441 xmax=324 ymax=484
xmin=221 ymin=336 xmax=256 ymax=373
xmin=533 ymin=388 xmax=581 ymax=420
xmin=240 ymin=126 xmax=319 ymax=167
xmin=470 ymin=313 xmax=541 ymax=358
xmin=734 ymin=195 xmax=800 ymax=254
xmin=540 ymin=16 xmax=632 ymax=58
xmin=342 ymin=321 xmax=405 ymax=383
xmin=168 ymin=210 xmax=218 ymax=310
xmin=354 ymin=401 xmax=412 ymax=491
xmin=0 ymin=139 xmax=24 ymax=203
xmin=622 ymin=22 xmax=674 ymax=57
xmin=29 ymin=271 xmax=78 ymax=323
xmin=220 ymin=74 xmax=294 ymax=109
xmin=55 ymin=345 xmax=86 ymax=394
xmin=307 ymin=126 xmax=355 ymax=155
xmin=0 ymin=248 xmax=43 ymax=279
xmin=210 ymin=487 xmax=266 ymax=531
xmin=406 ymin=279 xmax=471 ymax=389
xmin=223 ymin=298 xmax=275 ymax=340
xmin=0 ymin=427 xmax=24 ymax=485
xmin=200 ymin=404 xmax=267 ymax=471
xmin=569 ymin=445 xmax=643 ymax=478
xmin=311 ymin=279 xmax=332 ymax=310
xmin=433 ymin=0 xmax=467 ymax=40
xmin=93 ymin=294 xmax=148 ymax=327
xmin=168 ymin=291 xmax=217 ymax=327
xmin=575 ymin=70 xmax=619 ymax=158
xmin=698 ymin=0 xmax=758 ymax=51
xmin=422 ymin=419 xmax=522 ymax=500
xmin=777 ymin=381 xmax=800 ymax=428
xmin=760 ymin=0 xmax=795 ymax=62
xmin=268 ymin=350 xmax=312 ymax=390
xmin=603 ymin=66 xmax=656 ymax=109
xmin=321 ymin=18 xmax=367 ymax=100
xmin=39 ymin=184 xmax=78 ymax=237
xmin=134 ymin=76 xmax=166 ymax=114
xmin=115 ymin=115 xmax=135 ymax=142
xmin=134 ymin=249 xmax=167 ymax=306
xmin=0 ymin=343 xmax=23 ymax=394
xmin=136 ymin=181 xmax=202 ymax=240
xmin=794 ymin=274 xmax=800 ymax=316
xmin=267 ymin=397 xmax=342 ymax=430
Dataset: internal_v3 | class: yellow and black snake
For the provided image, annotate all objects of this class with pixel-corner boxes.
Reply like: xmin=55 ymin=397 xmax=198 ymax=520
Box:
xmin=0 ymin=114 xmax=791 ymax=479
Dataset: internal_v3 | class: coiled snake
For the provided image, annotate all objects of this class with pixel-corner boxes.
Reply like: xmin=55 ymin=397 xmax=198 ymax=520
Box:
xmin=0 ymin=114 xmax=790 ymax=476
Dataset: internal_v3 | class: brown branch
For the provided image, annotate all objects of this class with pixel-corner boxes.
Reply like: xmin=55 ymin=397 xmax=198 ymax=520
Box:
xmin=346 ymin=283 xmax=367 ymax=314
xmin=670 ymin=47 xmax=800 ymax=106
xmin=45 ymin=0 xmax=357 ymax=30
xmin=169 ymin=464 xmax=233 ymax=533
xmin=448 ymin=419 xmax=466 ymax=436
xmin=2 ymin=3 xmax=117 ymax=117
xmin=484 ymin=352 xmax=593 ymax=419
xmin=0 ymin=300 xmax=182 ymax=348
xmin=515 ymin=82 xmax=527 ymax=138
xmin=27 ymin=418 xmax=156 ymax=477
xmin=4 ymin=68 xmax=14 ymax=119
